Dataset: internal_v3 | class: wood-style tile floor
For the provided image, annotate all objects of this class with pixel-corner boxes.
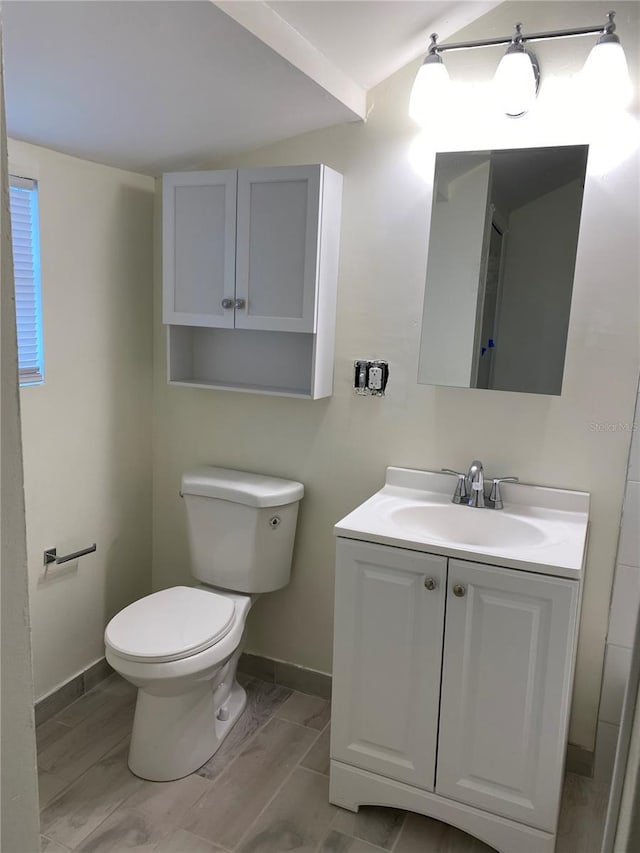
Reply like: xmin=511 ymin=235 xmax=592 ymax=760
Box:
xmin=37 ymin=674 xmax=609 ymax=853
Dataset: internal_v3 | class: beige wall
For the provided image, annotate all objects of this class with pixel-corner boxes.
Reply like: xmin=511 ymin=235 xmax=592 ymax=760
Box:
xmin=10 ymin=139 xmax=155 ymax=700
xmin=0 ymin=39 xmax=40 ymax=851
xmin=152 ymin=0 xmax=640 ymax=750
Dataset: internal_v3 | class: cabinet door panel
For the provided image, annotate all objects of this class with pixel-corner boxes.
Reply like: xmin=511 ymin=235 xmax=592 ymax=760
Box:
xmin=236 ymin=166 xmax=320 ymax=332
xmin=437 ymin=559 xmax=579 ymax=831
xmin=163 ymin=171 xmax=236 ymax=327
xmin=331 ymin=539 xmax=446 ymax=790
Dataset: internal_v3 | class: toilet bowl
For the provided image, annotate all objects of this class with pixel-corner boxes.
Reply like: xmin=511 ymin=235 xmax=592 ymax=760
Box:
xmin=105 ymin=467 xmax=303 ymax=782
xmin=105 ymin=586 xmax=252 ymax=781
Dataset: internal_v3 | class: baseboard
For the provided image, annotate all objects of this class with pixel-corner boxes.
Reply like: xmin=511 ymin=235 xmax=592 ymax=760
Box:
xmin=34 ymin=650 xmax=595 ymax=780
xmin=239 ymin=652 xmax=331 ymax=700
xmin=566 ymin=742 xmax=595 ymax=778
xmin=239 ymin=652 xmax=593 ymax=777
xmin=35 ymin=658 xmax=114 ymax=726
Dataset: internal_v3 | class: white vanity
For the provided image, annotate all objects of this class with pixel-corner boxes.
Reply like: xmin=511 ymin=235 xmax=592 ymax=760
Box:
xmin=329 ymin=466 xmax=589 ymax=853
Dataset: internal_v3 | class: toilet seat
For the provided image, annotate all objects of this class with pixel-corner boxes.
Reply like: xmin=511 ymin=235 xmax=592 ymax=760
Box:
xmin=105 ymin=586 xmax=235 ymax=663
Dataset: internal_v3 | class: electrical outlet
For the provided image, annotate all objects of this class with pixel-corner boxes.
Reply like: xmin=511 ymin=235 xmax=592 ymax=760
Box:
xmin=368 ymin=366 xmax=383 ymax=390
xmin=353 ymin=359 xmax=389 ymax=396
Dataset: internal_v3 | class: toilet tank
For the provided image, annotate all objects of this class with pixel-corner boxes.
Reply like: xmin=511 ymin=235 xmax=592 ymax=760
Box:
xmin=181 ymin=467 xmax=304 ymax=593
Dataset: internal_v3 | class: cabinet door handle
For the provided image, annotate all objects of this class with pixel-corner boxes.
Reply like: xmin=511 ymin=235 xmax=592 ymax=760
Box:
xmin=234 ymin=298 xmax=246 ymax=310
xmin=452 ymin=583 xmax=466 ymax=597
xmin=221 ymin=298 xmax=234 ymax=309
xmin=424 ymin=577 xmax=438 ymax=591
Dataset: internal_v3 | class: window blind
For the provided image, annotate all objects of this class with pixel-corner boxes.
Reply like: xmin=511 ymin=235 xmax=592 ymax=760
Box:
xmin=10 ymin=175 xmax=44 ymax=384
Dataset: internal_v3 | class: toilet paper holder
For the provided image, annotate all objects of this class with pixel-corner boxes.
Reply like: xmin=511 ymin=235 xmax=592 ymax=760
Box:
xmin=44 ymin=543 xmax=97 ymax=566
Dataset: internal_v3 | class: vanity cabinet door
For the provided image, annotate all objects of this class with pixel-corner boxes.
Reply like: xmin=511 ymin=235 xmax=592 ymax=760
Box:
xmin=235 ymin=166 xmax=321 ymax=333
xmin=437 ymin=559 xmax=579 ymax=832
xmin=331 ymin=539 xmax=446 ymax=790
xmin=163 ymin=170 xmax=237 ymax=328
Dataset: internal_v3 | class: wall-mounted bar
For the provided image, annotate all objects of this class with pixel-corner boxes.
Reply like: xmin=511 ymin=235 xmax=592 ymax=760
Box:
xmin=43 ymin=543 xmax=97 ymax=566
xmin=431 ymin=23 xmax=611 ymax=54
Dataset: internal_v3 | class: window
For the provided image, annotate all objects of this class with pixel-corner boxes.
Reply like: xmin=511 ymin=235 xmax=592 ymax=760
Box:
xmin=10 ymin=176 xmax=44 ymax=385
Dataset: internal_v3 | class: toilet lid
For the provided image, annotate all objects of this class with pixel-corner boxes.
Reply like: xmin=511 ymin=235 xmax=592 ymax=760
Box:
xmin=105 ymin=586 xmax=236 ymax=663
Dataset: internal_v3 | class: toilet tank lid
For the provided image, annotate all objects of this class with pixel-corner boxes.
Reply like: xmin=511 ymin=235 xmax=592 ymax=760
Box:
xmin=181 ymin=466 xmax=304 ymax=508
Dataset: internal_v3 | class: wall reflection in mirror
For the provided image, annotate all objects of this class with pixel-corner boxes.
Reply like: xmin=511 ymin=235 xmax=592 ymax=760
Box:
xmin=418 ymin=145 xmax=589 ymax=395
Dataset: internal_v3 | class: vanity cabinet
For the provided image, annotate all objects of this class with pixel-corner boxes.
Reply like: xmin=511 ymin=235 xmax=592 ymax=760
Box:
xmin=331 ymin=540 xmax=446 ymax=789
xmin=438 ymin=559 xmax=579 ymax=830
xmin=163 ymin=164 xmax=342 ymax=398
xmin=331 ymin=539 xmax=580 ymax=853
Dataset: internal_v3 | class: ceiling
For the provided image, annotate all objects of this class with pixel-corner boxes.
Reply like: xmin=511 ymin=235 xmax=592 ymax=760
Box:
xmin=266 ymin=1 xmax=495 ymax=90
xmin=2 ymin=1 xmax=500 ymax=176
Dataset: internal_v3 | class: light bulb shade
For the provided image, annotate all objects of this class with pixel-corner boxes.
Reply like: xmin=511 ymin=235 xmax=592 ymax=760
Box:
xmin=409 ymin=56 xmax=451 ymax=126
xmin=581 ymin=39 xmax=633 ymax=110
xmin=494 ymin=49 xmax=539 ymax=116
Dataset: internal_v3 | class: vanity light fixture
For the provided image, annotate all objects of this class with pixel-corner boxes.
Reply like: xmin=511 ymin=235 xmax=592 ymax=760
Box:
xmin=410 ymin=10 xmax=633 ymax=122
xmin=409 ymin=34 xmax=451 ymax=124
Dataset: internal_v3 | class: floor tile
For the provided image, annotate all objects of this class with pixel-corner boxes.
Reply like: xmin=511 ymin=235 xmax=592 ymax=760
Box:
xmin=75 ymin=810 xmax=157 ymax=852
xmin=301 ymin=725 xmax=331 ymax=775
xmin=197 ymin=678 xmax=291 ymax=781
xmin=556 ymin=772 xmax=609 ymax=853
xmin=39 ymin=769 xmax=70 ymax=808
xmin=277 ymin=691 xmax=332 ymax=730
xmin=331 ymin=805 xmax=406 ymax=851
xmin=38 ymin=689 xmax=135 ymax=783
xmin=394 ymin=813 xmax=496 ymax=852
xmin=36 ymin=677 xmax=84 ymax=727
xmin=37 ymin=720 xmax=74 ymax=754
xmin=76 ymin=774 xmax=211 ymax=852
xmin=52 ymin=674 xmax=136 ymax=728
xmin=319 ymin=830 xmax=385 ymax=852
xmin=155 ymin=829 xmax=226 ymax=852
xmin=40 ymin=837 xmax=70 ymax=853
xmin=40 ymin=739 xmax=142 ymax=849
xmin=124 ymin=773 xmax=211 ymax=827
xmin=237 ymin=766 xmax=336 ymax=852
xmin=83 ymin=659 xmax=114 ymax=693
xmin=181 ymin=716 xmax=317 ymax=849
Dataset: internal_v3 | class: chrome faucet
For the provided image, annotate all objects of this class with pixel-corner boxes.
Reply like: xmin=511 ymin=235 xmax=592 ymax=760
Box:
xmin=442 ymin=461 xmax=518 ymax=509
xmin=466 ymin=460 xmax=485 ymax=508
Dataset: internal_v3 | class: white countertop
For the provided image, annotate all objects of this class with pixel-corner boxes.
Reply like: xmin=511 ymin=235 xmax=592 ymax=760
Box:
xmin=334 ymin=467 xmax=590 ymax=580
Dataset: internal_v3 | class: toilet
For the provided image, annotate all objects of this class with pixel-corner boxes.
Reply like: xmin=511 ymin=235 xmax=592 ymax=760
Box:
xmin=104 ymin=466 xmax=304 ymax=782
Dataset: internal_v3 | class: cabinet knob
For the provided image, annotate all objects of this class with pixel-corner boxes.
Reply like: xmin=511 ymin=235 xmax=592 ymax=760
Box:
xmin=234 ymin=298 xmax=246 ymax=310
xmin=452 ymin=584 xmax=466 ymax=597
xmin=221 ymin=298 xmax=234 ymax=309
xmin=424 ymin=577 xmax=437 ymax=591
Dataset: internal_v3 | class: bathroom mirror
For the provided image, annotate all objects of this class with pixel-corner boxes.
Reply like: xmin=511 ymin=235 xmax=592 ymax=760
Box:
xmin=417 ymin=144 xmax=589 ymax=395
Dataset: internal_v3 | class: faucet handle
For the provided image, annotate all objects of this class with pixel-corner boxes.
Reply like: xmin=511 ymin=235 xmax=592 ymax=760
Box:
xmin=489 ymin=477 xmax=519 ymax=509
xmin=441 ymin=469 xmax=468 ymax=503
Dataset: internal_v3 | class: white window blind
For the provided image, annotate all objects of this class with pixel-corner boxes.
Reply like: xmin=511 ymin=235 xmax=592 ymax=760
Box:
xmin=10 ymin=175 xmax=44 ymax=384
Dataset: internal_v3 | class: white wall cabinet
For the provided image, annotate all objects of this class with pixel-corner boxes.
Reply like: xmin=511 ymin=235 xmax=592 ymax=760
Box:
xmin=163 ymin=164 xmax=342 ymax=398
xmin=331 ymin=540 xmax=581 ymax=853
xmin=163 ymin=170 xmax=237 ymax=328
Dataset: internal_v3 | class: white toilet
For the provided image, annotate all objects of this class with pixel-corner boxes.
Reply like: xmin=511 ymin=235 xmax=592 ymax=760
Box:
xmin=104 ymin=466 xmax=304 ymax=782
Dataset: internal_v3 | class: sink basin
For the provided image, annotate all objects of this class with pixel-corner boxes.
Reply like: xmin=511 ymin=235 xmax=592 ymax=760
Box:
xmin=391 ymin=504 xmax=547 ymax=550
xmin=334 ymin=467 xmax=590 ymax=579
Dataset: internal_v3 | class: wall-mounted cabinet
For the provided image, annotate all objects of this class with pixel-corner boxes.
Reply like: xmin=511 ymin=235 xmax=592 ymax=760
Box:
xmin=163 ymin=164 xmax=342 ymax=398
